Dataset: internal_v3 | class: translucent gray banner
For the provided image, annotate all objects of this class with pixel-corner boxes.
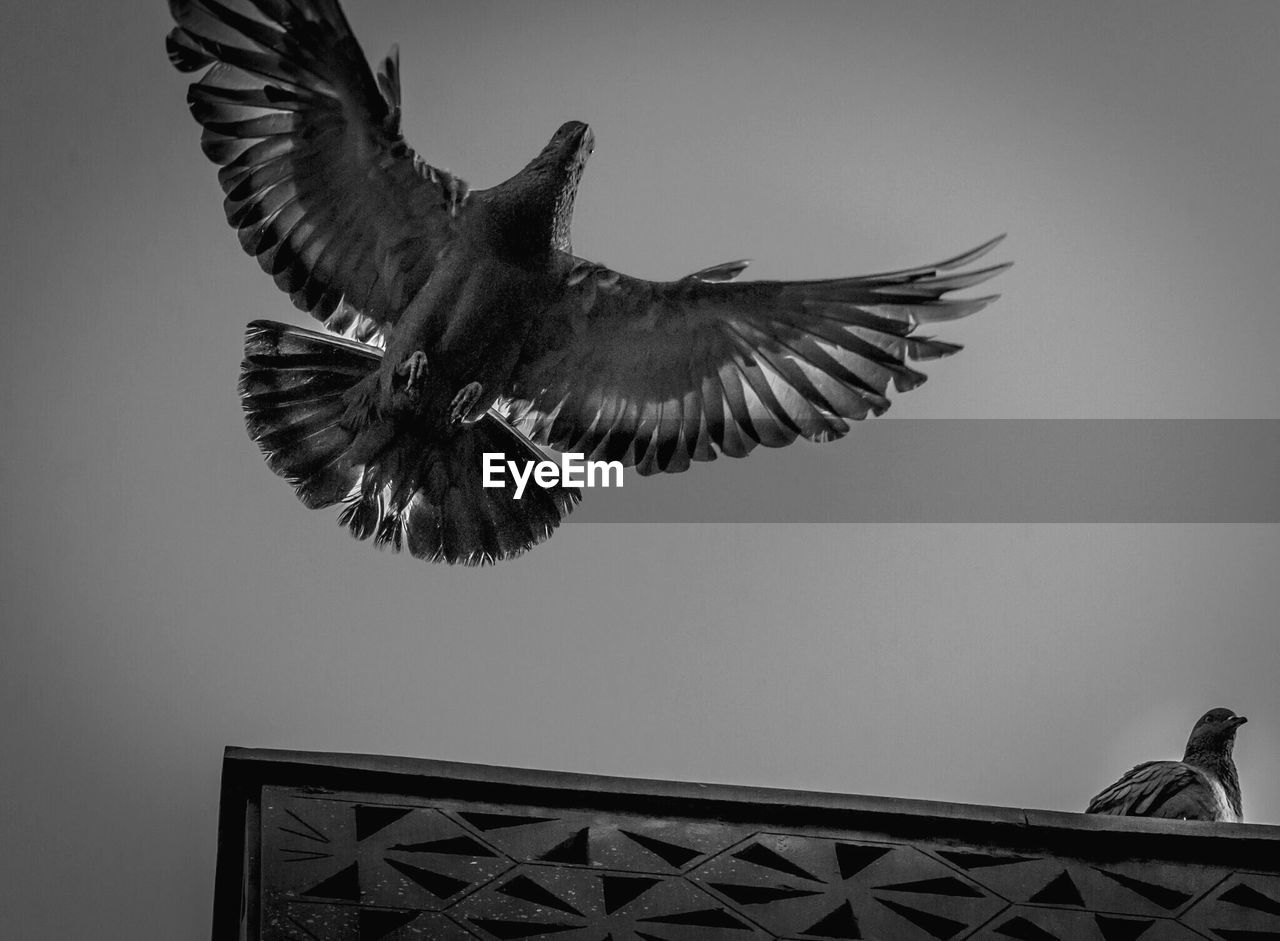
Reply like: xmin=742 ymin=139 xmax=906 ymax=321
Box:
xmin=569 ymin=420 xmax=1280 ymax=523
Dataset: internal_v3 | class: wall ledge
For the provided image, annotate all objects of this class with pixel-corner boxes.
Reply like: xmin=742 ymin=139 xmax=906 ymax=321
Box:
xmin=215 ymin=746 xmax=1280 ymax=940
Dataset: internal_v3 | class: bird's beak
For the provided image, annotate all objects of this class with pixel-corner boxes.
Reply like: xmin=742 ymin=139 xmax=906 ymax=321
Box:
xmin=1230 ymin=716 xmax=1248 ymax=727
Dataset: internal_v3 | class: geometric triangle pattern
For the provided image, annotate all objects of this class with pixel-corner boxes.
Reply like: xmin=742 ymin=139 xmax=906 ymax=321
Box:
xmin=262 ymin=796 xmax=513 ymax=915
xmin=1092 ymin=868 xmax=1190 ymax=911
xmin=619 ymin=830 xmax=706 ymax=870
xmin=835 ymin=843 xmax=893 ymax=880
xmin=302 ymin=863 xmax=362 ymax=903
xmin=800 ymin=898 xmax=860 ymax=938
xmin=602 ymin=876 xmax=662 ymax=915
xmin=357 ymin=907 xmax=419 ymax=940
xmin=387 ymin=835 xmax=497 ymax=857
xmin=451 ymin=864 xmax=772 ymax=940
xmin=355 ymin=807 xmax=412 ymax=843
xmin=936 ymin=851 xmax=1037 ymax=871
xmin=538 ymin=828 xmax=592 ymax=866
xmin=1220 ymin=884 xmax=1280 ymax=918
xmin=877 ymin=897 xmax=969 ymax=940
xmin=497 ymin=874 xmax=583 ymax=916
xmin=689 ymin=833 xmax=1003 ymax=939
xmin=242 ymin=774 xmax=1280 ymax=941
xmin=1093 ymin=914 xmax=1156 ymax=941
xmin=455 ymin=811 xmax=755 ymax=875
xmin=382 ymin=858 xmax=472 ymax=902
xmin=1180 ymin=875 xmax=1280 ymax=941
xmin=991 ymin=915 xmax=1061 ymax=941
xmin=1028 ymin=871 xmax=1085 ymax=907
xmin=265 ymin=901 xmax=478 ymax=940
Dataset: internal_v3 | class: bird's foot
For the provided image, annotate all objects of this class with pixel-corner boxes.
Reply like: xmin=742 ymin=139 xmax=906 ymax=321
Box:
xmin=448 ymin=381 xmax=484 ymax=425
xmin=426 ymin=165 xmax=470 ymax=218
xmin=445 ymin=175 xmax=469 ymax=218
xmin=397 ymin=351 xmax=429 ymax=394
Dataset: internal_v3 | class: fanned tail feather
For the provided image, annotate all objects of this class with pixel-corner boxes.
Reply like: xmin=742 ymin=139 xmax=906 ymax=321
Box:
xmin=240 ymin=321 xmax=580 ymax=564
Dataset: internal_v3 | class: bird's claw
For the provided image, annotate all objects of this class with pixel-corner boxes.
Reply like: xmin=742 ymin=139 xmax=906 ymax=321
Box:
xmin=449 ymin=381 xmax=484 ymax=425
xmin=397 ymin=351 xmax=429 ymax=393
xmin=445 ymin=175 xmax=469 ymax=218
xmin=426 ymin=164 xmax=469 ymax=218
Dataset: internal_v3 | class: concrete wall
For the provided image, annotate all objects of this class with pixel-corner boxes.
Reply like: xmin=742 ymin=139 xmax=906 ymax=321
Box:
xmin=218 ymin=749 xmax=1280 ymax=941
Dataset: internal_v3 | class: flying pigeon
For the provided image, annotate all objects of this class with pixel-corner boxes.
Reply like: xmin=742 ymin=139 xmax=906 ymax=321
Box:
xmin=1086 ymin=707 xmax=1247 ymax=822
xmin=167 ymin=0 xmax=1010 ymax=564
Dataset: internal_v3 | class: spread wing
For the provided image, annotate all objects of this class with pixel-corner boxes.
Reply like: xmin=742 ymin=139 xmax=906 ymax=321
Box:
xmin=1086 ymin=761 xmax=1217 ymax=819
xmin=502 ymin=238 xmax=1009 ymax=475
xmin=168 ymin=0 xmax=465 ymax=345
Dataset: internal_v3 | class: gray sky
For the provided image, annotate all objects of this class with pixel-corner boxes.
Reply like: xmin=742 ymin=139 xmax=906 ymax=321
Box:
xmin=3 ymin=2 xmax=1279 ymax=937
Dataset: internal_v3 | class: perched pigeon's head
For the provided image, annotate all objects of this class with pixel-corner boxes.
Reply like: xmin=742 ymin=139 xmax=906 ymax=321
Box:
xmin=1187 ymin=707 xmax=1247 ymax=753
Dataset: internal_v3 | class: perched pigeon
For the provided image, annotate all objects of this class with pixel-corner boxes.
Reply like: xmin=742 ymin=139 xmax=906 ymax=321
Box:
xmin=167 ymin=0 xmax=1009 ymax=564
xmin=1086 ymin=708 xmax=1247 ymax=822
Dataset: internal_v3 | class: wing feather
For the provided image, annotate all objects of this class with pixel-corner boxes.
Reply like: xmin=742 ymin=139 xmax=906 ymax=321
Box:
xmin=504 ymin=240 xmax=1009 ymax=473
xmin=1086 ymin=761 xmax=1207 ymax=817
xmin=168 ymin=0 xmax=463 ymax=344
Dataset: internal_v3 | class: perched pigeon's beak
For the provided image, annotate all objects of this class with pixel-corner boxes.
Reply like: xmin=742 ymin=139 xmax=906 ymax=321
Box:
xmin=1230 ymin=715 xmax=1248 ymax=728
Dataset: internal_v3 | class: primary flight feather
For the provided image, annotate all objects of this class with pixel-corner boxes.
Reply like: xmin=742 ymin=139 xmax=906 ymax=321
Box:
xmin=168 ymin=0 xmax=1010 ymax=564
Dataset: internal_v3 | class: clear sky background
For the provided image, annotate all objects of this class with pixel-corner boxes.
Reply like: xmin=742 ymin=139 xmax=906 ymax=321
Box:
xmin=3 ymin=1 xmax=1279 ymax=937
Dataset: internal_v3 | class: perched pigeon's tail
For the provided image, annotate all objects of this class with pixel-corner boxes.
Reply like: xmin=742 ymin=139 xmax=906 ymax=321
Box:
xmin=239 ymin=321 xmax=580 ymax=565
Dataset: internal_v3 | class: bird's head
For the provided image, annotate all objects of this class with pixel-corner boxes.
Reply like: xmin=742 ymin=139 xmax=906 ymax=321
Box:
xmin=544 ymin=121 xmax=594 ymax=251
xmin=1186 ymin=707 xmax=1247 ymax=754
xmin=544 ymin=120 xmax=595 ymax=166
xmin=486 ymin=120 xmax=595 ymax=256
xmin=495 ymin=120 xmax=594 ymax=253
